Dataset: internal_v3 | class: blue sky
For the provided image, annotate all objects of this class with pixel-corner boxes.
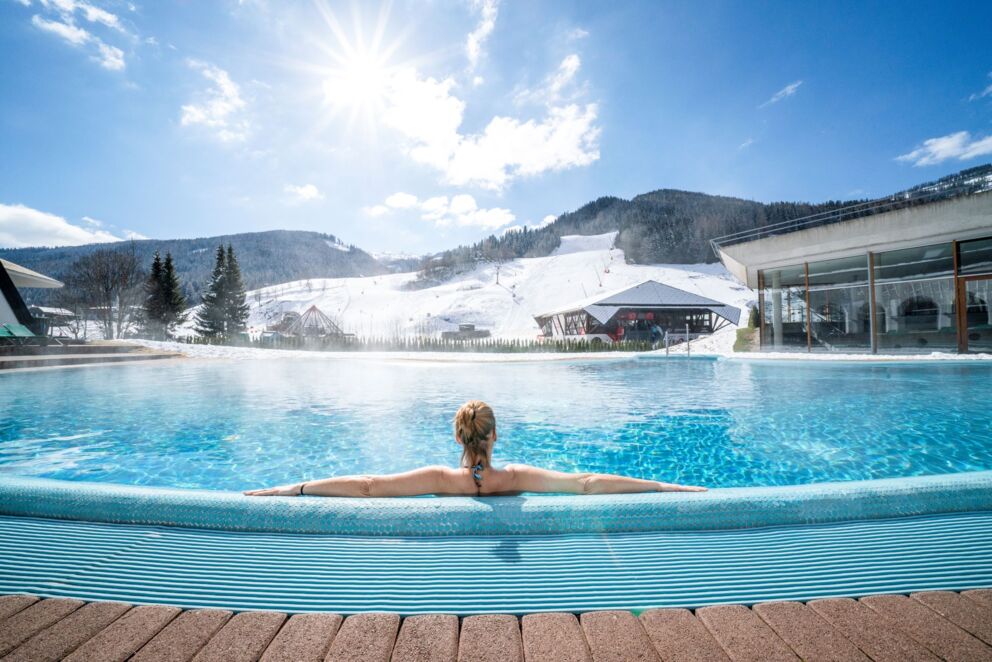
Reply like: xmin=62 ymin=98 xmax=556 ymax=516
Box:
xmin=1 ymin=0 xmax=990 ymax=254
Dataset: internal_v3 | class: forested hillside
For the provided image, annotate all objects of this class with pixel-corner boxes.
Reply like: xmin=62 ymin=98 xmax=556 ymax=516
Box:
xmin=415 ymin=191 xmax=856 ymax=285
xmin=0 ymin=230 xmax=386 ymax=303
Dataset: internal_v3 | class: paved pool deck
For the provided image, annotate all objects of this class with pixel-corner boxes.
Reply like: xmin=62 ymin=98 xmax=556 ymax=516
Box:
xmin=2 ymin=590 xmax=992 ymax=661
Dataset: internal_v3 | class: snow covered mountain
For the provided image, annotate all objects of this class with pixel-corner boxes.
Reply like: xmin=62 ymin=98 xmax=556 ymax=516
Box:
xmin=181 ymin=232 xmax=755 ymax=341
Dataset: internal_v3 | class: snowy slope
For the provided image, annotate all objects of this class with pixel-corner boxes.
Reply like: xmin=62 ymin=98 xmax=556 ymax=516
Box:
xmin=179 ymin=232 xmax=755 ymax=341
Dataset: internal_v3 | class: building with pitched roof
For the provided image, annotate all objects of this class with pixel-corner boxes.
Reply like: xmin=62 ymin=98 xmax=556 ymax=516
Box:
xmin=534 ymin=280 xmax=741 ymax=343
xmin=0 ymin=259 xmax=63 ymax=333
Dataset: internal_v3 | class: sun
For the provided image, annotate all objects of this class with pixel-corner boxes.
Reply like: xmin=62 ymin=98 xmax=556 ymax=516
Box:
xmin=322 ymin=49 xmax=390 ymax=113
xmin=307 ymin=1 xmax=409 ymax=133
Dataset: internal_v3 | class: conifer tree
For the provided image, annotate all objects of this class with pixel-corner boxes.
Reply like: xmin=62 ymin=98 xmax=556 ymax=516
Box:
xmin=160 ymin=252 xmax=187 ymax=336
xmin=142 ymin=251 xmax=166 ymax=339
xmin=195 ymin=245 xmax=228 ymax=339
xmin=223 ymin=244 xmax=250 ymax=336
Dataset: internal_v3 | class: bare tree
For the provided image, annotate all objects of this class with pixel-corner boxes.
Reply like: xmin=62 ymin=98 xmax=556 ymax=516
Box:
xmin=51 ymin=277 xmax=90 ymax=340
xmin=66 ymin=243 xmax=145 ymax=339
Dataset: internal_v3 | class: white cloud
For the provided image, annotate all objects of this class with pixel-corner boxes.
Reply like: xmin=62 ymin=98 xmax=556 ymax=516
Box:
xmin=81 ymin=215 xmax=103 ymax=227
xmin=0 ymin=203 xmax=124 ymax=248
xmin=29 ymin=2 xmax=127 ymax=71
xmin=363 ymin=204 xmax=390 ymax=217
xmin=362 ymin=192 xmax=515 ymax=229
xmin=442 ymin=103 xmax=600 ymax=189
xmin=738 ymin=137 xmax=754 ymax=150
xmin=969 ymin=72 xmax=992 ymax=101
xmin=76 ymin=2 xmax=124 ymax=32
xmin=95 ymin=41 xmax=124 ymax=70
xmin=39 ymin=0 xmax=126 ymax=32
xmin=759 ymin=80 xmax=803 ymax=108
xmin=31 ymin=15 xmax=88 ymax=44
xmin=465 ymin=0 xmax=498 ymax=71
xmin=515 ymin=54 xmax=585 ymax=107
xmin=369 ymin=64 xmax=599 ymax=191
xmin=384 ymin=192 xmax=419 ymax=209
xmin=181 ymin=60 xmax=249 ymax=143
xmin=568 ymin=27 xmax=589 ymax=40
xmin=548 ymin=54 xmax=581 ymax=100
xmin=122 ymin=229 xmax=148 ymax=240
xmin=896 ymin=130 xmax=992 ymax=166
xmin=283 ymin=183 xmax=324 ymax=202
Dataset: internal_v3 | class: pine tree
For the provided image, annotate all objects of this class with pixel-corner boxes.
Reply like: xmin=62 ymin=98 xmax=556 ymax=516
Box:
xmin=195 ymin=245 xmax=228 ymax=339
xmin=142 ymin=251 xmax=166 ymax=339
xmin=223 ymin=244 xmax=249 ymax=336
xmin=160 ymin=252 xmax=187 ymax=336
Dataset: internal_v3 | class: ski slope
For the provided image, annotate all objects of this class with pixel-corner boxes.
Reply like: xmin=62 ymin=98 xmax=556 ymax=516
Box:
xmin=180 ymin=232 xmax=755 ymax=341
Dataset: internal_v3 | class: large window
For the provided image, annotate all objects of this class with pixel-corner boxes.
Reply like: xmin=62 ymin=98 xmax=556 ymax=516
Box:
xmin=757 ymin=236 xmax=992 ymax=353
xmin=873 ymin=243 xmax=957 ymax=351
xmin=807 ymin=255 xmax=871 ymax=349
xmin=959 ymin=237 xmax=992 ymax=352
xmin=959 ymin=237 xmax=992 ymax=277
xmin=963 ymin=279 xmax=992 ymax=352
xmin=760 ymin=264 xmax=808 ymax=349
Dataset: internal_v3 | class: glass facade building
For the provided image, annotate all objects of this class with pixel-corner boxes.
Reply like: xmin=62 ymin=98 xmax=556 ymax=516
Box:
xmin=758 ymin=236 xmax=992 ymax=353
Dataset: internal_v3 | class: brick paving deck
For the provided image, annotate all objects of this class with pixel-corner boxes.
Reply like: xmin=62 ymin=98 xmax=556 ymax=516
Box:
xmin=1 ymin=591 xmax=990 ymax=661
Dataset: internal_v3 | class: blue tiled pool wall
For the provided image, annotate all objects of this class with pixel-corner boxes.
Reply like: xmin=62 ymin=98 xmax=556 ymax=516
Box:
xmin=1 ymin=471 xmax=991 ymax=536
xmin=3 ymin=511 xmax=990 ymax=614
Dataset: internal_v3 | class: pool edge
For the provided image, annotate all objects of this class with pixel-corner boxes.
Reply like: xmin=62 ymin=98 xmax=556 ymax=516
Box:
xmin=1 ymin=472 xmax=991 ymax=536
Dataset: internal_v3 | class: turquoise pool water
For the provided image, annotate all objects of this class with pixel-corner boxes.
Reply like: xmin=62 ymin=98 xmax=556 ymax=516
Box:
xmin=1 ymin=357 xmax=991 ymax=491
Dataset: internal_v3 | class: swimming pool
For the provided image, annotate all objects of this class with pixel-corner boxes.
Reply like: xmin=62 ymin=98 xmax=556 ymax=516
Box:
xmin=2 ymin=356 xmax=991 ymax=491
xmin=1 ymin=355 xmax=991 ymax=613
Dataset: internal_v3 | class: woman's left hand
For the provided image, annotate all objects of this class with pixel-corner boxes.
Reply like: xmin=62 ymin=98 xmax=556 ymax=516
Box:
xmin=243 ymin=484 xmax=300 ymax=496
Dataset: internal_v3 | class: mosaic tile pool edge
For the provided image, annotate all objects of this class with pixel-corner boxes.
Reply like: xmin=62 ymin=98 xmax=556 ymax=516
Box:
xmin=1 ymin=472 xmax=991 ymax=536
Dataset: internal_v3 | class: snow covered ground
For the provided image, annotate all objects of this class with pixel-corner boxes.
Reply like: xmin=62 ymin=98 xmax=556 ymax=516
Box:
xmin=176 ymin=232 xmax=755 ymax=342
xmin=156 ymin=231 xmax=989 ymax=362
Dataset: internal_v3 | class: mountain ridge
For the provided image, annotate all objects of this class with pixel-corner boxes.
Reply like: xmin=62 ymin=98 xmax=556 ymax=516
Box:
xmin=0 ymin=229 xmax=386 ymax=303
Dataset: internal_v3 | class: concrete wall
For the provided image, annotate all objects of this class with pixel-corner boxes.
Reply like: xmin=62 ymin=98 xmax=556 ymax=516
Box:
xmin=719 ymin=193 xmax=992 ymax=288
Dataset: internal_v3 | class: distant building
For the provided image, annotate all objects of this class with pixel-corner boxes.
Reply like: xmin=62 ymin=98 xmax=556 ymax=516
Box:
xmin=534 ymin=280 xmax=741 ymax=343
xmin=711 ymin=165 xmax=992 ymax=353
xmin=0 ymin=259 xmax=63 ymax=333
xmin=285 ymin=305 xmax=346 ymax=337
xmin=28 ymin=306 xmax=75 ymax=337
xmin=441 ymin=323 xmax=491 ymax=341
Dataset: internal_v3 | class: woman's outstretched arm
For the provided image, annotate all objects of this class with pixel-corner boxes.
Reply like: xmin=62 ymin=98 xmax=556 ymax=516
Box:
xmin=243 ymin=466 xmax=460 ymax=498
xmin=505 ymin=464 xmax=706 ymax=494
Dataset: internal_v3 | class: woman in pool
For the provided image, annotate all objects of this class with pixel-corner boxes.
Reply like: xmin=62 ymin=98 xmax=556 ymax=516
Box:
xmin=245 ymin=400 xmax=706 ymax=497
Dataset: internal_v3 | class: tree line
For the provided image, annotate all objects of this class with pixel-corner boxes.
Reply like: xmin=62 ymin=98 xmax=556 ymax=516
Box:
xmin=50 ymin=242 xmax=249 ymax=341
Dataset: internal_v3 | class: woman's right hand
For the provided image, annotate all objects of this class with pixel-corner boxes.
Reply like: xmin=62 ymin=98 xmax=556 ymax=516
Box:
xmin=243 ymin=484 xmax=300 ymax=497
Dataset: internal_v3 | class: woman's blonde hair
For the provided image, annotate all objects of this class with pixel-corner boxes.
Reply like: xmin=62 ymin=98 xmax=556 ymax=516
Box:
xmin=453 ymin=400 xmax=495 ymax=468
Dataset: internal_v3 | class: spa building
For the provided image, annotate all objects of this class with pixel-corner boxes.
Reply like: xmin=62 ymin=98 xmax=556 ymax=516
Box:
xmin=712 ymin=165 xmax=992 ymax=353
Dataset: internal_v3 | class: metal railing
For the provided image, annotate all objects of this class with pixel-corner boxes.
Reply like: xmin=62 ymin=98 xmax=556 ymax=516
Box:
xmin=709 ymin=166 xmax=992 ymax=258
